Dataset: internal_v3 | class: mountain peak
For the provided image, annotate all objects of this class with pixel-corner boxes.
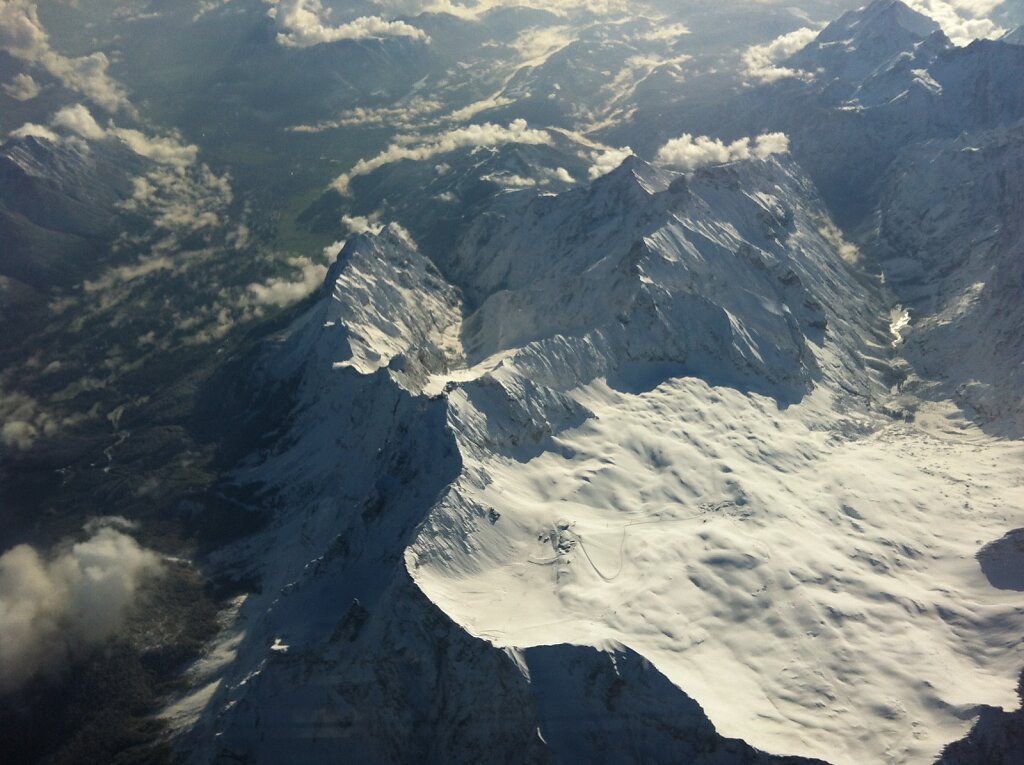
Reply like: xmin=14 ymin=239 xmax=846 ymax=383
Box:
xmin=594 ymin=154 xmax=675 ymax=195
xmin=786 ymin=0 xmax=947 ymax=90
xmin=818 ymin=0 xmax=941 ymax=45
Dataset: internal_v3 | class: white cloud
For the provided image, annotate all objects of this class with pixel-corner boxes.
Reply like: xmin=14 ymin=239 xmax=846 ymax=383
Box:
xmin=116 ymin=163 xmax=232 ymax=237
xmin=742 ymin=27 xmax=818 ymax=84
xmin=331 ymin=119 xmax=553 ymax=194
xmin=0 ymin=522 xmax=163 ymax=693
xmin=0 ymin=0 xmax=132 ymax=112
xmin=481 ymin=172 xmax=538 ymax=188
xmin=0 ymin=0 xmax=48 ymax=59
xmin=247 ymin=256 xmax=328 ymax=307
xmin=18 ymin=104 xmax=203 ymax=176
xmin=110 ymin=127 xmax=200 ymax=168
xmin=482 ymin=165 xmax=575 ymax=189
xmin=342 ymin=213 xmax=384 ymax=235
xmin=656 ymin=132 xmax=790 ymax=171
xmin=368 ymin=0 xmax=629 ymax=19
xmin=25 ymin=105 xmax=231 ymax=259
xmin=0 ymin=389 xmax=56 ymax=450
xmin=287 ymin=97 xmax=443 ymax=132
xmin=9 ymin=121 xmax=58 ymax=142
xmin=906 ymin=0 xmax=1005 ymax=44
xmin=386 ymin=221 xmax=417 ymax=248
xmin=2 ymin=71 xmax=40 ymax=100
xmin=447 ymin=95 xmax=516 ymax=122
xmin=588 ymin=145 xmax=633 ymax=180
xmin=193 ymin=0 xmax=233 ymax=22
xmin=551 ymin=167 xmax=575 ymax=184
xmin=51 ymin=103 xmax=106 ymax=140
xmin=266 ymin=0 xmax=429 ymax=47
xmin=635 ymin=22 xmax=691 ymax=42
xmin=1 ymin=420 xmax=39 ymax=450
xmin=82 ymin=254 xmax=177 ymax=293
xmin=818 ymin=220 xmax=861 ymax=264
xmin=242 ymin=240 xmax=339 ymax=309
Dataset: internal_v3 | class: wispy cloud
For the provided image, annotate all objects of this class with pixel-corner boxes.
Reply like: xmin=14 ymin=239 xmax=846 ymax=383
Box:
xmin=331 ymin=119 xmax=553 ymax=194
xmin=287 ymin=97 xmax=443 ymax=133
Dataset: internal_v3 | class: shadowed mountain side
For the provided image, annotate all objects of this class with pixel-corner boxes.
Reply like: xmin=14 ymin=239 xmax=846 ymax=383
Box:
xmin=977 ymin=530 xmax=1024 ymax=592
xmin=937 ymin=671 xmax=1024 ymax=765
xmin=525 ymin=644 xmax=829 ymax=765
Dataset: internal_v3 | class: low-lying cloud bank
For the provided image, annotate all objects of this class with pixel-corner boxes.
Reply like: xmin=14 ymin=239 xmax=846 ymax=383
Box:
xmin=656 ymin=132 xmax=790 ymax=171
xmin=0 ymin=520 xmax=163 ymax=694
xmin=331 ymin=119 xmax=553 ymax=194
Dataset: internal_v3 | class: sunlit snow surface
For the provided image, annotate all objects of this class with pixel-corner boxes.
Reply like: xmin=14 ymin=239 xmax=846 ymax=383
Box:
xmin=410 ymin=376 xmax=1024 ymax=764
xmin=197 ymin=152 xmax=1024 ymax=765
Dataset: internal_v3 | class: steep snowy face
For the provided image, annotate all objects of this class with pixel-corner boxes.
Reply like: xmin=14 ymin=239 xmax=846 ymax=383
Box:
xmin=263 ymin=226 xmax=464 ymax=392
xmin=398 ymin=155 xmax=1024 ymax=765
xmin=1 ymin=135 xmax=141 ymax=225
xmin=172 ymin=155 xmax=869 ymax=764
xmin=161 ymin=6 xmax=1024 ymax=756
xmin=874 ymin=124 xmax=1024 ymax=432
xmin=441 ymin=156 xmax=879 ymax=404
xmin=729 ymin=9 xmax=1024 ymax=226
xmin=821 ymin=0 xmax=943 ymax=42
xmin=400 ymin=148 xmax=1023 ymax=765
xmin=171 ymin=141 xmax=1024 ymax=765
xmin=789 ymin=0 xmax=945 ymax=86
xmin=175 ymin=152 xmax=888 ymax=762
xmin=0 ymin=135 xmax=145 ymax=287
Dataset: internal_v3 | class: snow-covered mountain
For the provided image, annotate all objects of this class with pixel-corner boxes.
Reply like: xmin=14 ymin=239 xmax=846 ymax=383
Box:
xmin=165 ymin=123 xmax=1024 ymax=764
xmin=622 ymin=1 xmax=1024 ymax=228
xmin=5 ymin=1 xmax=1022 ymax=763
xmin=0 ymin=134 xmax=144 ymax=289
xmin=873 ymin=123 xmax=1024 ymax=432
xmin=169 ymin=166 xmax=865 ymax=762
xmin=602 ymin=0 xmax=1024 ymax=438
xmin=787 ymin=0 xmax=944 ymax=85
